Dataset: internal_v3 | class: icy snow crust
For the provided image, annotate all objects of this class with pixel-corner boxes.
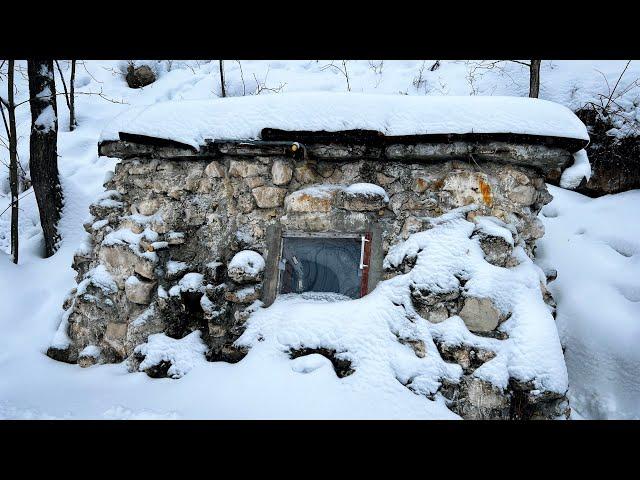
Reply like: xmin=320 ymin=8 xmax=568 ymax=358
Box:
xmin=237 ymin=207 xmax=568 ymax=397
xmin=100 ymin=93 xmax=589 ymax=149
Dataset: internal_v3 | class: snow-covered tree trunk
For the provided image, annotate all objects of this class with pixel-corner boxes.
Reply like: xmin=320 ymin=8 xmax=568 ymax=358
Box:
xmin=5 ymin=60 xmax=19 ymax=264
xmin=28 ymin=60 xmax=63 ymax=257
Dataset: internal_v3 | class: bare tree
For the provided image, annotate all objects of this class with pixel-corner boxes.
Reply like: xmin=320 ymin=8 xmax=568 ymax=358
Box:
xmin=28 ymin=60 xmax=63 ymax=258
xmin=0 ymin=60 xmax=19 ymax=263
xmin=320 ymin=60 xmax=351 ymax=91
xmin=219 ymin=60 xmax=226 ymax=98
xmin=54 ymin=60 xmax=77 ymax=131
xmin=465 ymin=60 xmax=543 ymax=98
xmin=529 ymin=60 xmax=541 ymax=98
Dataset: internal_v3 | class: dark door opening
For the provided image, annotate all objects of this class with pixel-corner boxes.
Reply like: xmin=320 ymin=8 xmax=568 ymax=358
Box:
xmin=278 ymin=233 xmax=372 ymax=299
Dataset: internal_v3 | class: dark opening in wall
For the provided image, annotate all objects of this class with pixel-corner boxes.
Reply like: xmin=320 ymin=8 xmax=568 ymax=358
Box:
xmin=278 ymin=232 xmax=372 ymax=299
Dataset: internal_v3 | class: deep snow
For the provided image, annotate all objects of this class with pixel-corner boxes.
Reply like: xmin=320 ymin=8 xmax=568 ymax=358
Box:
xmin=1 ymin=60 xmax=639 ymax=419
xmin=536 ymin=186 xmax=640 ymax=419
xmin=100 ymin=93 xmax=589 ymax=148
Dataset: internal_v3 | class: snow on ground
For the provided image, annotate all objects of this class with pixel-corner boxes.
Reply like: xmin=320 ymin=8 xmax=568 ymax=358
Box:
xmin=537 ymin=185 xmax=640 ymax=419
xmin=1 ymin=60 xmax=639 ymax=419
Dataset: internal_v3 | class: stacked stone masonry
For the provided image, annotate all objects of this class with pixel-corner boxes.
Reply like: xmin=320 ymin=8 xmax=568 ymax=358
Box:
xmin=48 ymin=140 xmax=567 ymax=419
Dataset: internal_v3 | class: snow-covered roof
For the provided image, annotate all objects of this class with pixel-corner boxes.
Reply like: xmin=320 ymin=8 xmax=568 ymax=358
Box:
xmin=100 ymin=92 xmax=589 ymax=150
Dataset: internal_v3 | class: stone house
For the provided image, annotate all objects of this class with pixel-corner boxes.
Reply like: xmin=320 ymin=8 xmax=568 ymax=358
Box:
xmin=46 ymin=94 xmax=589 ymax=418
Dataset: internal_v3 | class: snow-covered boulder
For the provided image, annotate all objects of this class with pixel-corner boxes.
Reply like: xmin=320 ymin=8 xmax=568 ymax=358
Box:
xmin=228 ymin=251 xmax=265 ymax=284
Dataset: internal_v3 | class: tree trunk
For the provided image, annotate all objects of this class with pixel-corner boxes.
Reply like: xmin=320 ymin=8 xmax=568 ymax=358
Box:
xmin=69 ymin=60 xmax=76 ymax=131
xmin=219 ymin=60 xmax=226 ymax=97
xmin=28 ymin=60 xmax=63 ymax=258
xmin=7 ymin=60 xmax=19 ymax=264
xmin=529 ymin=60 xmax=541 ymax=98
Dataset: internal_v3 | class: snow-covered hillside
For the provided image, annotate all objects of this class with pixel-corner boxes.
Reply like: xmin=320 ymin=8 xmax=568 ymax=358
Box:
xmin=0 ymin=60 xmax=638 ymax=419
xmin=537 ymin=186 xmax=640 ymax=419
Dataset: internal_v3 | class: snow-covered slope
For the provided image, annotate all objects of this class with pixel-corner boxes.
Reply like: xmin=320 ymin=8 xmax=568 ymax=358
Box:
xmin=1 ymin=60 xmax=638 ymax=419
xmin=537 ymin=185 xmax=640 ymax=419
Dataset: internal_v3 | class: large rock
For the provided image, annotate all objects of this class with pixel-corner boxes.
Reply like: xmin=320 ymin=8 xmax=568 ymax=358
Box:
xmin=251 ymin=186 xmax=286 ymax=208
xmin=229 ymin=160 xmax=268 ymax=178
xmin=459 ymin=296 xmax=504 ymax=332
xmin=99 ymin=246 xmax=156 ymax=285
xmin=204 ymin=161 xmax=225 ymax=178
xmin=339 ymin=190 xmax=388 ymax=211
xmin=125 ymin=65 xmax=156 ymax=89
xmin=124 ymin=276 xmax=156 ymax=304
xmin=285 ymin=187 xmax=338 ymax=213
xmin=441 ymin=171 xmax=494 ymax=208
xmin=271 ymin=160 xmax=293 ymax=185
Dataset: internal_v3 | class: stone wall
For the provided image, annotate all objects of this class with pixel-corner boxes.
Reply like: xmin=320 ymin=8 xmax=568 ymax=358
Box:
xmin=47 ymin=146 xmax=561 ymax=417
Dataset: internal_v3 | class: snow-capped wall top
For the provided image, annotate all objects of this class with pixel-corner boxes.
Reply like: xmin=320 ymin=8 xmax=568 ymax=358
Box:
xmin=100 ymin=92 xmax=589 ymax=150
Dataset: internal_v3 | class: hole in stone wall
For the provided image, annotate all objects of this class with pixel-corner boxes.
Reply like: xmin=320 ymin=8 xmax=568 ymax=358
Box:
xmin=288 ymin=347 xmax=355 ymax=378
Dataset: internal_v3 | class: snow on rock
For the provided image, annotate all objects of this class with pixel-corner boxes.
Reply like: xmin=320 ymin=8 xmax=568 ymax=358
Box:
xmin=177 ymin=272 xmax=205 ymax=293
xmin=344 ymin=183 xmax=390 ymax=202
xmin=100 ymin=93 xmax=589 ymax=149
xmin=134 ymin=331 xmax=208 ymax=379
xmin=472 ymin=216 xmax=515 ymax=246
xmin=228 ymin=250 xmax=265 ymax=283
xmin=537 ymin=185 xmax=640 ymax=419
xmin=77 ymin=265 xmax=118 ymax=296
xmin=238 ymin=206 xmax=568 ymax=404
xmin=560 ymin=149 xmax=592 ymax=189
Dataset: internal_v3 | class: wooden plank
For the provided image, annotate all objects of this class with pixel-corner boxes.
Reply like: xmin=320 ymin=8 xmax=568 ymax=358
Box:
xmin=360 ymin=231 xmax=372 ymax=298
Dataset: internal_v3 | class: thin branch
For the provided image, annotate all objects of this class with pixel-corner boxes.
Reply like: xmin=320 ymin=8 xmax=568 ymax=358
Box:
xmin=54 ymin=60 xmax=72 ymax=110
xmin=605 ymin=60 xmax=632 ymax=111
xmin=0 ymin=189 xmax=34 ymax=217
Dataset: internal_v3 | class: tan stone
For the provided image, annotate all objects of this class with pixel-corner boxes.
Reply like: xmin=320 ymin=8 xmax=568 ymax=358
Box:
xmin=508 ymin=184 xmax=536 ymax=205
xmin=341 ymin=192 xmax=387 ymax=212
xmin=229 ymin=160 xmax=267 ymax=178
xmin=125 ymin=276 xmax=156 ymax=304
xmin=99 ymin=246 xmax=156 ymax=284
xmin=204 ymin=161 xmax=225 ymax=178
xmin=427 ymin=306 xmax=449 ymax=324
xmin=105 ymin=322 xmax=127 ymax=341
xmin=135 ymin=198 xmax=161 ymax=216
xmin=285 ymin=189 xmax=337 ymax=213
xmin=252 ymin=186 xmax=286 ymax=208
xmin=272 ymin=160 xmax=293 ymax=185
xmin=442 ymin=171 xmax=494 ymax=207
xmin=224 ymin=286 xmax=261 ymax=304
xmin=245 ymin=176 xmax=265 ymax=189
xmin=459 ymin=296 xmax=503 ymax=332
